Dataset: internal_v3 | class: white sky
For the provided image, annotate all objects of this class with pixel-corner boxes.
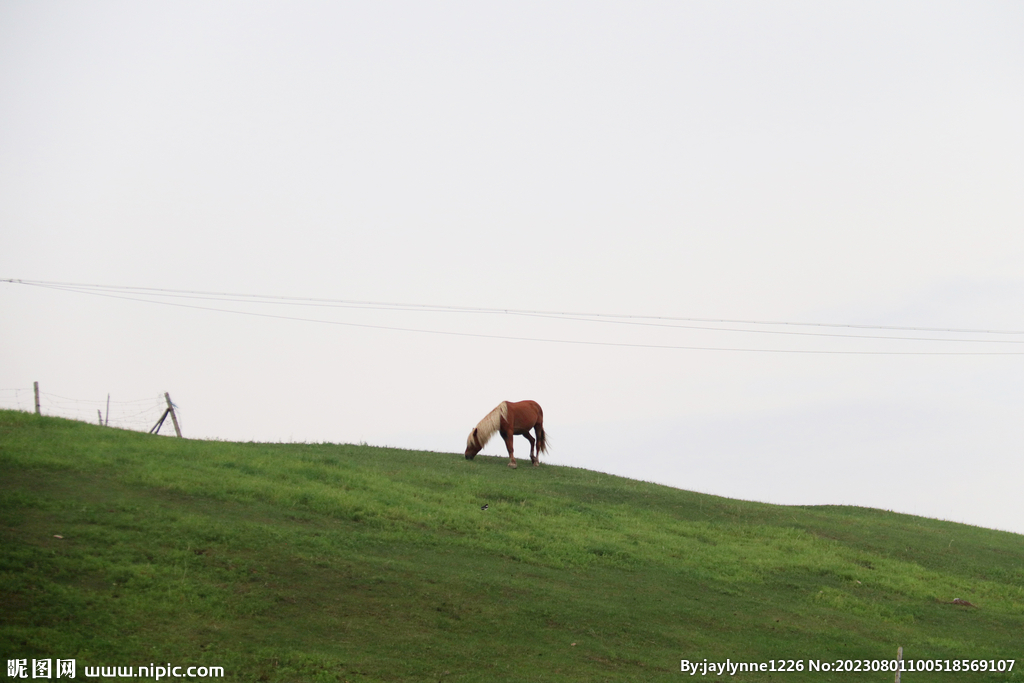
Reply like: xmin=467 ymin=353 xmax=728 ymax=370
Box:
xmin=2 ymin=2 xmax=1023 ymax=534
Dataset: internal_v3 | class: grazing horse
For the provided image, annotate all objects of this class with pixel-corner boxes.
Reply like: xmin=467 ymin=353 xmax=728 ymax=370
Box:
xmin=465 ymin=400 xmax=548 ymax=469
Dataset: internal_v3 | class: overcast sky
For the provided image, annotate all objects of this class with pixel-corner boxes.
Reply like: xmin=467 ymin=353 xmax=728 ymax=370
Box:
xmin=2 ymin=1 xmax=1023 ymax=535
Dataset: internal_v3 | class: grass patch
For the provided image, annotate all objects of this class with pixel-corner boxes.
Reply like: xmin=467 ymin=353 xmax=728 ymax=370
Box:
xmin=1 ymin=410 xmax=1022 ymax=681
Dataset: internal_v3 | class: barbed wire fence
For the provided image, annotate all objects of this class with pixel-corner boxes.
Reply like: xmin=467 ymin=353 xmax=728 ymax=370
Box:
xmin=0 ymin=385 xmax=182 ymax=435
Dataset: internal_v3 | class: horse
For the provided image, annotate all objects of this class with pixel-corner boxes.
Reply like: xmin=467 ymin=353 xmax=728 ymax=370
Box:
xmin=465 ymin=400 xmax=548 ymax=469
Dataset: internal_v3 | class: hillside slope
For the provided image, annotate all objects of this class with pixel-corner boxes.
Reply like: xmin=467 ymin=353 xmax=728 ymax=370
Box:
xmin=1 ymin=410 xmax=1022 ymax=682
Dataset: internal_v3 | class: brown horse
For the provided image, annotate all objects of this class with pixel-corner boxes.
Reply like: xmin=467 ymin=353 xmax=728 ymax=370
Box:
xmin=465 ymin=400 xmax=548 ymax=469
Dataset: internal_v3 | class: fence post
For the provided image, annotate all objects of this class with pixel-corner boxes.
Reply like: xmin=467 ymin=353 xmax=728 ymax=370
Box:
xmin=165 ymin=392 xmax=182 ymax=438
xmin=150 ymin=409 xmax=169 ymax=435
xmin=895 ymin=646 xmax=902 ymax=683
xmin=105 ymin=394 xmax=110 ymax=426
xmin=34 ymin=381 xmax=40 ymax=415
xmin=97 ymin=409 xmax=103 ymax=425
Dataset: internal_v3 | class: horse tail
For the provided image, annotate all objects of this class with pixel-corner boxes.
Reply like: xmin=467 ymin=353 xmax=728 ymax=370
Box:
xmin=536 ymin=422 xmax=548 ymax=454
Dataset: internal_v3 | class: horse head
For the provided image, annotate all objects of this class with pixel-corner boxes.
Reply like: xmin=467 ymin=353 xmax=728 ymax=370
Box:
xmin=465 ymin=428 xmax=482 ymax=459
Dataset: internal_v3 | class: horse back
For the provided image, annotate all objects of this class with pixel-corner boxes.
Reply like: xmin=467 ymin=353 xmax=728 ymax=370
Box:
xmin=505 ymin=400 xmax=543 ymax=431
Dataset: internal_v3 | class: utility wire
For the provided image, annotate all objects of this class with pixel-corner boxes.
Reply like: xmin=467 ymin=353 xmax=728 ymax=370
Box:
xmin=514 ymin=311 xmax=1024 ymax=344
xmin=8 ymin=277 xmax=1024 ymax=334
xmin=4 ymin=278 xmax=1024 ymax=355
xmin=9 ymin=281 xmax=1024 ymax=356
xmin=23 ymin=281 xmax=1024 ymax=344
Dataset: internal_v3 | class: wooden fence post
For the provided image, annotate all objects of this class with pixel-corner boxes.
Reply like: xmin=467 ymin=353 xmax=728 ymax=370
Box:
xmin=149 ymin=409 xmax=169 ymax=435
xmin=34 ymin=381 xmax=40 ymax=415
xmin=165 ymin=392 xmax=182 ymax=438
xmin=895 ymin=645 xmax=903 ymax=683
xmin=97 ymin=409 xmax=103 ymax=425
xmin=105 ymin=393 xmax=110 ymax=426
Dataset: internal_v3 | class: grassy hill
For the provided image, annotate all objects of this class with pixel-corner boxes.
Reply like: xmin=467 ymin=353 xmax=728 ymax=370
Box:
xmin=1 ymin=409 xmax=1022 ymax=682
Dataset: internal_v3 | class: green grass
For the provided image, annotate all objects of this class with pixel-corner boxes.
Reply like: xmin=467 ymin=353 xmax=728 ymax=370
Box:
xmin=1 ymin=409 xmax=1022 ymax=681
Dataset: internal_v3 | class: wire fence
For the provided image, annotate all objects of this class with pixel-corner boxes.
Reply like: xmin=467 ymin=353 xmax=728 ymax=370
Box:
xmin=0 ymin=387 xmax=177 ymax=434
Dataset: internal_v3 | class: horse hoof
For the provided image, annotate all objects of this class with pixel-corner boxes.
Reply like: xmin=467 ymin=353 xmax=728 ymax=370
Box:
xmin=508 ymin=462 xmax=517 ymax=469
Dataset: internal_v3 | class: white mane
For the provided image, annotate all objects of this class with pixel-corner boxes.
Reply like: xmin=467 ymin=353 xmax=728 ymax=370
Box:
xmin=467 ymin=401 xmax=508 ymax=450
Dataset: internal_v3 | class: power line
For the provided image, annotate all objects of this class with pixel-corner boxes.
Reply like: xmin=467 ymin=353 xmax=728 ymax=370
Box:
xmin=4 ymin=278 xmax=1024 ymax=356
xmin=24 ymin=281 xmax=1024 ymax=344
xmin=8 ymin=277 xmax=1024 ymax=334
xmin=515 ymin=311 xmax=1024 ymax=344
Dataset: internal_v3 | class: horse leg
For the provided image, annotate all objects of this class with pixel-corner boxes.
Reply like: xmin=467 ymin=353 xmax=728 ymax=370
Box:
xmin=522 ymin=431 xmax=537 ymax=466
xmin=503 ymin=429 xmax=517 ymax=469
